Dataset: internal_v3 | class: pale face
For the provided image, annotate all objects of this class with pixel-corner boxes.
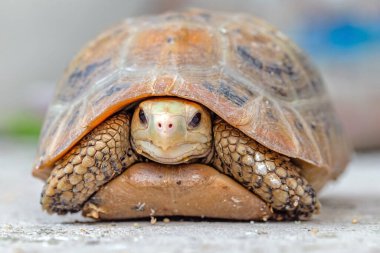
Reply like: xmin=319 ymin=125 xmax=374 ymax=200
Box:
xmin=130 ymin=97 xmax=213 ymax=164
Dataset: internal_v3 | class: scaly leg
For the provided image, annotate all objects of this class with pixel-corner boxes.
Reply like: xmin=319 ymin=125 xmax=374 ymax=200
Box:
xmin=212 ymin=118 xmax=320 ymax=220
xmin=41 ymin=112 xmax=138 ymax=214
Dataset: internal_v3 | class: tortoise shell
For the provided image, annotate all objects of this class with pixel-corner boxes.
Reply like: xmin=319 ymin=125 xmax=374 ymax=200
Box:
xmin=33 ymin=9 xmax=351 ymax=190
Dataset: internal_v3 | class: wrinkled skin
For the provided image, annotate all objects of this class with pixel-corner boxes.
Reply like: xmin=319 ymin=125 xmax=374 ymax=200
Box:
xmin=41 ymin=98 xmax=319 ymax=220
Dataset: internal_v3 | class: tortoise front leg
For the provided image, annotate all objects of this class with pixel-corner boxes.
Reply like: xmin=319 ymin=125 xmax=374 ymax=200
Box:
xmin=212 ymin=118 xmax=320 ymax=220
xmin=41 ymin=112 xmax=138 ymax=214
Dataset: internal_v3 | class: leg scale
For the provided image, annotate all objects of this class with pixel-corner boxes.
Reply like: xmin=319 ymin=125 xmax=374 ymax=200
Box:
xmin=41 ymin=112 xmax=137 ymax=214
xmin=213 ymin=118 xmax=320 ymax=220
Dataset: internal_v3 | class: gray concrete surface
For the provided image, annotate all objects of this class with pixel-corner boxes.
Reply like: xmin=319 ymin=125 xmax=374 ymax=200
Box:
xmin=0 ymin=140 xmax=379 ymax=253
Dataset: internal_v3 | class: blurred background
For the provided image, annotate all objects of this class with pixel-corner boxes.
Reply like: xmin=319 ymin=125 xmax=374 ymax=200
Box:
xmin=0 ymin=0 xmax=379 ymax=151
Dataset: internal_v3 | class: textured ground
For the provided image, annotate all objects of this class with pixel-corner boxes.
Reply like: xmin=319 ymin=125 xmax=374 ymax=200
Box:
xmin=0 ymin=140 xmax=379 ymax=253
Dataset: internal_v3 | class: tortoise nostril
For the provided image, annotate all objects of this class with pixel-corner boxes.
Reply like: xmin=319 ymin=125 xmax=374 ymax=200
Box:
xmin=157 ymin=122 xmax=174 ymax=130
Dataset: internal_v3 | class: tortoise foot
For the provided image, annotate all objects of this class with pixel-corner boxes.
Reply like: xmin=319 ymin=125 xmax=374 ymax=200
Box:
xmin=40 ymin=112 xmax=137 ymax=214
xmin=213 ymin=118 xmax=320 ymax=220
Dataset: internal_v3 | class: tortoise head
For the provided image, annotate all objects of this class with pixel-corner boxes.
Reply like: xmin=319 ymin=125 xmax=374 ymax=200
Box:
xmin=130 ymin=97 xmax=213 ymax=164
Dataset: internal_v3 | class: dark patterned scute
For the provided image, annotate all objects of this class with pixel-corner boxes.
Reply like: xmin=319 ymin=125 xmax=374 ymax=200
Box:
xmin=33 ymin=9 xmax=351 ymax=190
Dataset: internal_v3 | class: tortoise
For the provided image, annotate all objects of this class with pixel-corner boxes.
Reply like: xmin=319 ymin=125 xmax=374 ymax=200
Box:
xmin=33 ymin=9 xmax=351 ymax=221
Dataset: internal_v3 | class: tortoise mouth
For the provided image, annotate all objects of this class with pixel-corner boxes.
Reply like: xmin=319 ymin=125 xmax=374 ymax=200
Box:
xmin=131 ymin=139 xmax=211 ymax=164
xmin=82 ymin=162 xmax=272 ymax=221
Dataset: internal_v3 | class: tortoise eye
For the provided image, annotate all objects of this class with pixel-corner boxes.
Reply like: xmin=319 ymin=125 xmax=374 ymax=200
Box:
xmin=139 ymin=109 xmax=147 ymax=125
xmin=189 ymin=112 xmax=202 ymax=128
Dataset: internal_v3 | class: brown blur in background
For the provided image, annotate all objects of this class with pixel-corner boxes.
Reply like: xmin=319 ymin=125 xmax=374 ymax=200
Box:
xmin=0 ymin=0 xmax=379 ymax=150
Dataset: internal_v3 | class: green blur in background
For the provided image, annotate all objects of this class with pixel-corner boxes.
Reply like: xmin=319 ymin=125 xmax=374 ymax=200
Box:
xmin=0 ymin=112 xmax=42 ymax=140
